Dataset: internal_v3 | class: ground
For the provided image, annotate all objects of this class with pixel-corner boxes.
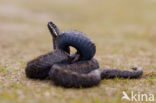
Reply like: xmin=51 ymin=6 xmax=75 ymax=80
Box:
xmin=0 ymin=0 xmax=156 ymax=103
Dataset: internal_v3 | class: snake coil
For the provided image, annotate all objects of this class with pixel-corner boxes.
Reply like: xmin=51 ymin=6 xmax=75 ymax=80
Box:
xmin=25 ymin=21 xmax=143 ymax=88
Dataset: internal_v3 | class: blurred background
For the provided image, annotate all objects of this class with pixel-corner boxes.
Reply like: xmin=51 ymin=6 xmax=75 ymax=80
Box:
xmin=0 ymin=0 xmax=156 ymax=103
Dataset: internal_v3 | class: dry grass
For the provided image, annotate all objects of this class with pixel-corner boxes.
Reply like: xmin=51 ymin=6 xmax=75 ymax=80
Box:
xmin=0 ymin=0 xmax=156 ymax=103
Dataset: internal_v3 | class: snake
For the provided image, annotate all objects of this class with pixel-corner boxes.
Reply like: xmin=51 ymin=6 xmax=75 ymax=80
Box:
xmin=25 ymin=21 xmax=143 ymax=88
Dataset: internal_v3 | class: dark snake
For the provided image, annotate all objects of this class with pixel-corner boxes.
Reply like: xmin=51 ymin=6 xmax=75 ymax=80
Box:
xmin=25 ymin=21 xmax=143 ymax=88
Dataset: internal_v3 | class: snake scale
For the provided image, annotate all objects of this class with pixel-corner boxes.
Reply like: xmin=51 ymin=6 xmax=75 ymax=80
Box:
xmin=25 ymin=21 xmax=143 ymax=88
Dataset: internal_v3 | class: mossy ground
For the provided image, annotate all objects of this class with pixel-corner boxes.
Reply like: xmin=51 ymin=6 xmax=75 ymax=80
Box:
xmin=0 ymin=0 xmax=155 ymax=103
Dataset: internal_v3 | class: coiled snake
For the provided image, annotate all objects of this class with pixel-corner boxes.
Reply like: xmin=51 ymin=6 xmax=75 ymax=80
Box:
xmin=25 ymin=21 xmax=143 ymax=88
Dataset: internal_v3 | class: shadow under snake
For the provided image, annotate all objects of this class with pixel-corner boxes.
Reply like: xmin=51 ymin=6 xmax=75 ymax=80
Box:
xmin=25 ymin=21 xmax=143 ymax=88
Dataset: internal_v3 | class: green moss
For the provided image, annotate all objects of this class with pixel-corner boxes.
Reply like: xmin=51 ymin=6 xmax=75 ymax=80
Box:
xmin=0 ymin=66 xmax=8 ymax=73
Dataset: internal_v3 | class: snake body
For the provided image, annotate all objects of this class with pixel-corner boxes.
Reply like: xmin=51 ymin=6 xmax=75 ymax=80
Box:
xmin=25 ymin=21 xmax=143 ymax=88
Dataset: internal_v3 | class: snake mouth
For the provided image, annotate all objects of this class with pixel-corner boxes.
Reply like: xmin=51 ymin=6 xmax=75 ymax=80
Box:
xmin=48 ymin=21 xmax=59 ymax=38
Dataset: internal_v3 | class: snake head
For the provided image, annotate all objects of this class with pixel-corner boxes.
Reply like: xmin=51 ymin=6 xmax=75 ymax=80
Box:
xmin=48 ymin=21 xmax=60 ymax=39
xmin=48 ymin=21 xmax=61 ymax=50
